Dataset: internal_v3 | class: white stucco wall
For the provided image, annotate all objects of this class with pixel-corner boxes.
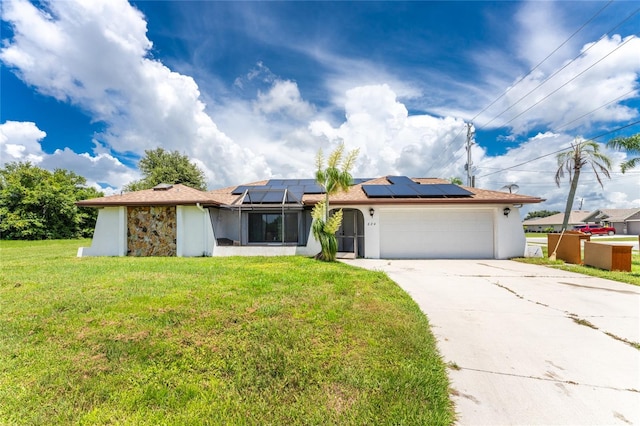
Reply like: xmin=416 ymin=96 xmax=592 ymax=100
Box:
xmin=77 ymin=207 xmax=126 ymax=257
xmin=336 ymin=204 xmax=526 ymax=259
xmin=494 ymin=205 xmax=527 ymax=259
xmin=177 ymin=205 xmax=215 ymax=257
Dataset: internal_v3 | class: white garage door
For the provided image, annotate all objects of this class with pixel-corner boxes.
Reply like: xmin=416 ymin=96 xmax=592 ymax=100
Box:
xmin=380 ymin=209 xmax=495 ymax=259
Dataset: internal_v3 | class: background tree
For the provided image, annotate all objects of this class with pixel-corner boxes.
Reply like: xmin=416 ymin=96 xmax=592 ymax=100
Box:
xmin=606 ymin=133 xmax=639 ymax=173
xmin=0 ymin=162 xmax=103 ymax=240
xmin=312 ymin=143 xmax=359 ymax=261
xmin=449 ymin=177 xmax=463 ymax=185
xmin=555 ymin=140 xmax=611 ymax=231
xmin=523 ymin=210 xmax=561 ymax=221
xmin=125 ymin=148 xmax=207 ymax=191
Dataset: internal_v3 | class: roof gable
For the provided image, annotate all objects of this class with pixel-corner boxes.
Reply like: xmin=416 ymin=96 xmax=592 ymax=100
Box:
xmin=77 ymin=177 xmax=546 ymax=207
xmin=582 ymin=208 xmax=640 ymax=222
xmin=76 ymin=184 xmax=211 ymax=207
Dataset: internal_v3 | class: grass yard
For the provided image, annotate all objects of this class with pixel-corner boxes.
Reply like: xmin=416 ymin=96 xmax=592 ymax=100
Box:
xmin=0 ymin=240 xmax=453 ymax=425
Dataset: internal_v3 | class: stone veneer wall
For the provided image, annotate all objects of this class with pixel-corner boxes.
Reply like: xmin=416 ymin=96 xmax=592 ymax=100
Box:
xmin=127 ymin=206 xmax=177 ymax=256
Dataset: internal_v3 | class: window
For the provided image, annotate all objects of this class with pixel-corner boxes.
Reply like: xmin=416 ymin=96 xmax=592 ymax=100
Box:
xmin=248 ymin=212 xmax=299 ymax=243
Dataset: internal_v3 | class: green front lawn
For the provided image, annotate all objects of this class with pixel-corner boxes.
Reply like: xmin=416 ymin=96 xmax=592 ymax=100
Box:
xmin=0 ymin=240 xmax=453 ymax=425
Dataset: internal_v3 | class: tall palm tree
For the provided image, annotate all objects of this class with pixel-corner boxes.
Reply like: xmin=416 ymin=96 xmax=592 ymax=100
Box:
xmin=555 ymin=139 xmax=612 ymax=231
xmin=312 ymin=142 xmax=359 ymax=261
xmin=607 ymin=133 xmax=640 ymax=173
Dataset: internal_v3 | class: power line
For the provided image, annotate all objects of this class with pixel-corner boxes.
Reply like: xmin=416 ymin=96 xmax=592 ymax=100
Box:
xmin=477 ymin=118 xmax=640 ymax=178
xmin=554 ymin=88 xmax=638 ymax=132
xmin=477 ymin=6 xmax=639 ymax=130
xmin=499 ymin=34 xmax=638 ymax=129
xmin=470 ymin=1 xmax=614 ymax=126
xmin=442 ymin=5 xmax=639 ymax=181
xmin=437 ymin=3 xmax=619 ymax=170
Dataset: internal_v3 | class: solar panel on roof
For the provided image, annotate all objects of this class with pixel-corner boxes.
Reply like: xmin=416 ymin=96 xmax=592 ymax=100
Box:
xmin=362 ymin=185 xmax=394 ymax=197
xmin=261 ymin=190 xmax=286 ymax=203
xmin=232 ymin=185 xmax=253 ymax=195
xmin=387 ymin=184 xmax=421 ymax=197
xmin=286 ymin=185 xmax=305 ymax=197
xmin=414 ymin=185 xmax=447 ymax=197
xmin=387 ymin=176 xmax=415 ymax=185
xmin=266 ymin=179 xmax=286 ymax=186
xmin=431 ymin=184 xmax=473 ymax=197
xmin=302 ymin=184 xmax=324 ymax=194
xmin=244 ymin=190 xmax=266 ymax=203
xmin=352 ymin=178 xmax=373 ymax=185
xmin=285 ymin=191 xmax=302 ymax=203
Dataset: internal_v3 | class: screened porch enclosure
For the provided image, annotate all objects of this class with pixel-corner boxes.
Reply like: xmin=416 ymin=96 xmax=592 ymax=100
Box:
xmin=248 ymin=212 xmax=299 ymax=243
xmin=335 ymin=208 xmax=365 ymax=258
xmin=210 ymin=186 xmax=312 ymax=247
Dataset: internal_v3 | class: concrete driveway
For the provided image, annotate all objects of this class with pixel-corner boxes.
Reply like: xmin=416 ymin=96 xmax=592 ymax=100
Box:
xmin=343 ymin=259 xmax=640 ymax=425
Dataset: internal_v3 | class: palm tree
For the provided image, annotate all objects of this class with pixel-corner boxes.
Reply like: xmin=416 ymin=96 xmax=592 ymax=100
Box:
xmin=555 ymin=139 xmax=612 ymax=231
xmin=607 ymin=133 xmax=640 ymax=173
xmin=312 ymin=142 xmax=359 ymax=261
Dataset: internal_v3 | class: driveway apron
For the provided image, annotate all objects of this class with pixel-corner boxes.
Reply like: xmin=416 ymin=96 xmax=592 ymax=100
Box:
xmin=343 ymin=259 xmax=640 ymax=425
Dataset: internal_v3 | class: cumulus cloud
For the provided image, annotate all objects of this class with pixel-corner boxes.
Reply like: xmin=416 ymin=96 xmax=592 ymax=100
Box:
xmin=0 ymin=120 xmax=135 ymax=193
xmin=309 ymin=84 xmax=470 ymax=178
xmin=478 ymin=35 xmax=640 ymax=134
xmin=433 ymin=2 xmax=640 ymax=137
xmin=0 ymin=121 xmax=46 ymax=164
xmin=254 ymin=80 xmax=315 ymax=119
xmin=1 ymin=0 xmax=268 ymax=188
xmin=514 ymin=1 xmax=575 ymax=72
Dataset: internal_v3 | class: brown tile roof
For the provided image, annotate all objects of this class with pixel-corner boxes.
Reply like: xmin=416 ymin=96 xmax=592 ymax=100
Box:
xmin=78 ymin=177 xmax=545 ymax=207
xmin=583 ymin=208 xmax=640 ymax=222
xmin=76 ymin=184 xmax=212 ymax=206
xmin=206 ymin=181 xmax=269 ymax=206
xmin=522 ymin=211 xmax=592 ymax=226
xmin=210 ymin=176 xmax=544 ymax=206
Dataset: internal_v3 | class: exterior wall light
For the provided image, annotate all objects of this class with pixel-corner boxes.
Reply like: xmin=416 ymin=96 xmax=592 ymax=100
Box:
xmin=369 ymin=208 xmax=375 ymax=217
xmin=503 ymin=207 xmax=511 ymax=217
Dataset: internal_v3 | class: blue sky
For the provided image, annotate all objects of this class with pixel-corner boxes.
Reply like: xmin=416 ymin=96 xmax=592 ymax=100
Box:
xmin=1 ymin=0 xmax=639 ymax=213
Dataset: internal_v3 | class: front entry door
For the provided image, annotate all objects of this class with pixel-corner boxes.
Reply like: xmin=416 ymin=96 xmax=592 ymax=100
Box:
xmin=335 ymin=209 xmax=365 ymax=258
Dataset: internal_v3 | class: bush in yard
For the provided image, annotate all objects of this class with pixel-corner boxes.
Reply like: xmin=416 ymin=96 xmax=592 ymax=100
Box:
xmin=0 ymin=162 xmax=102 ymax=240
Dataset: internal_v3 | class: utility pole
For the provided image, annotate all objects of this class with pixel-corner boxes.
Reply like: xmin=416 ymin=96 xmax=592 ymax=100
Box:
xmin=464 ymin=122 xmax=475 ymax=187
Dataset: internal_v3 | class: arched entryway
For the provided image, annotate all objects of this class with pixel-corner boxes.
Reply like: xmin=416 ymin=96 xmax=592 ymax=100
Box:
xmin=334 ymin=208 xmax=365 ymax=258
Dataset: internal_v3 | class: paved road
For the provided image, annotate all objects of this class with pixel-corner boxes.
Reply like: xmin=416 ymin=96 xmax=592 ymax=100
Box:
xmin=343 ymin=259 xmax=640 ymax=425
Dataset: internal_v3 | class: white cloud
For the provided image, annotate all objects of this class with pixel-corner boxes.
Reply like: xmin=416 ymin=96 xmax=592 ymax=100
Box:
xmin=1 ymin=0 xmax=268 ymax=188
xmin=40 ymin=148 xmax=137 ymax=192
xmin=514 ymin=1 xmax=575 ymax=72
xmin=0 ymin=121 xmax=46 ymax=164
xmin=254 ymin=80 xmax=315 ymax=119
xmin=0 ymin=120 xmax=137 ymax=192
xmin=434 ymin=3 xmax=640 ymax=136
xmin=309 ymin=84 xmax=470 ymax=179
xmin=481 ymin=35 xmax=640 ymax=134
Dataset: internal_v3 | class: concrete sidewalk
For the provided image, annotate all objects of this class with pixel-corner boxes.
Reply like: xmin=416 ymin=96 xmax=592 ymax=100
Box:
xmin=343 ymin=259 xmax=640 ymax=425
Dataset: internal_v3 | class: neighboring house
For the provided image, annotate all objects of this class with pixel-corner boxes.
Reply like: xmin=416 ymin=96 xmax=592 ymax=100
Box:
xmin=522 ymin=211 xmax=592 ymax=233
xmin=77 ymin=176 xmax=544 ymax=259
xmin=581 ymin=208 xmax=640 ymax=235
